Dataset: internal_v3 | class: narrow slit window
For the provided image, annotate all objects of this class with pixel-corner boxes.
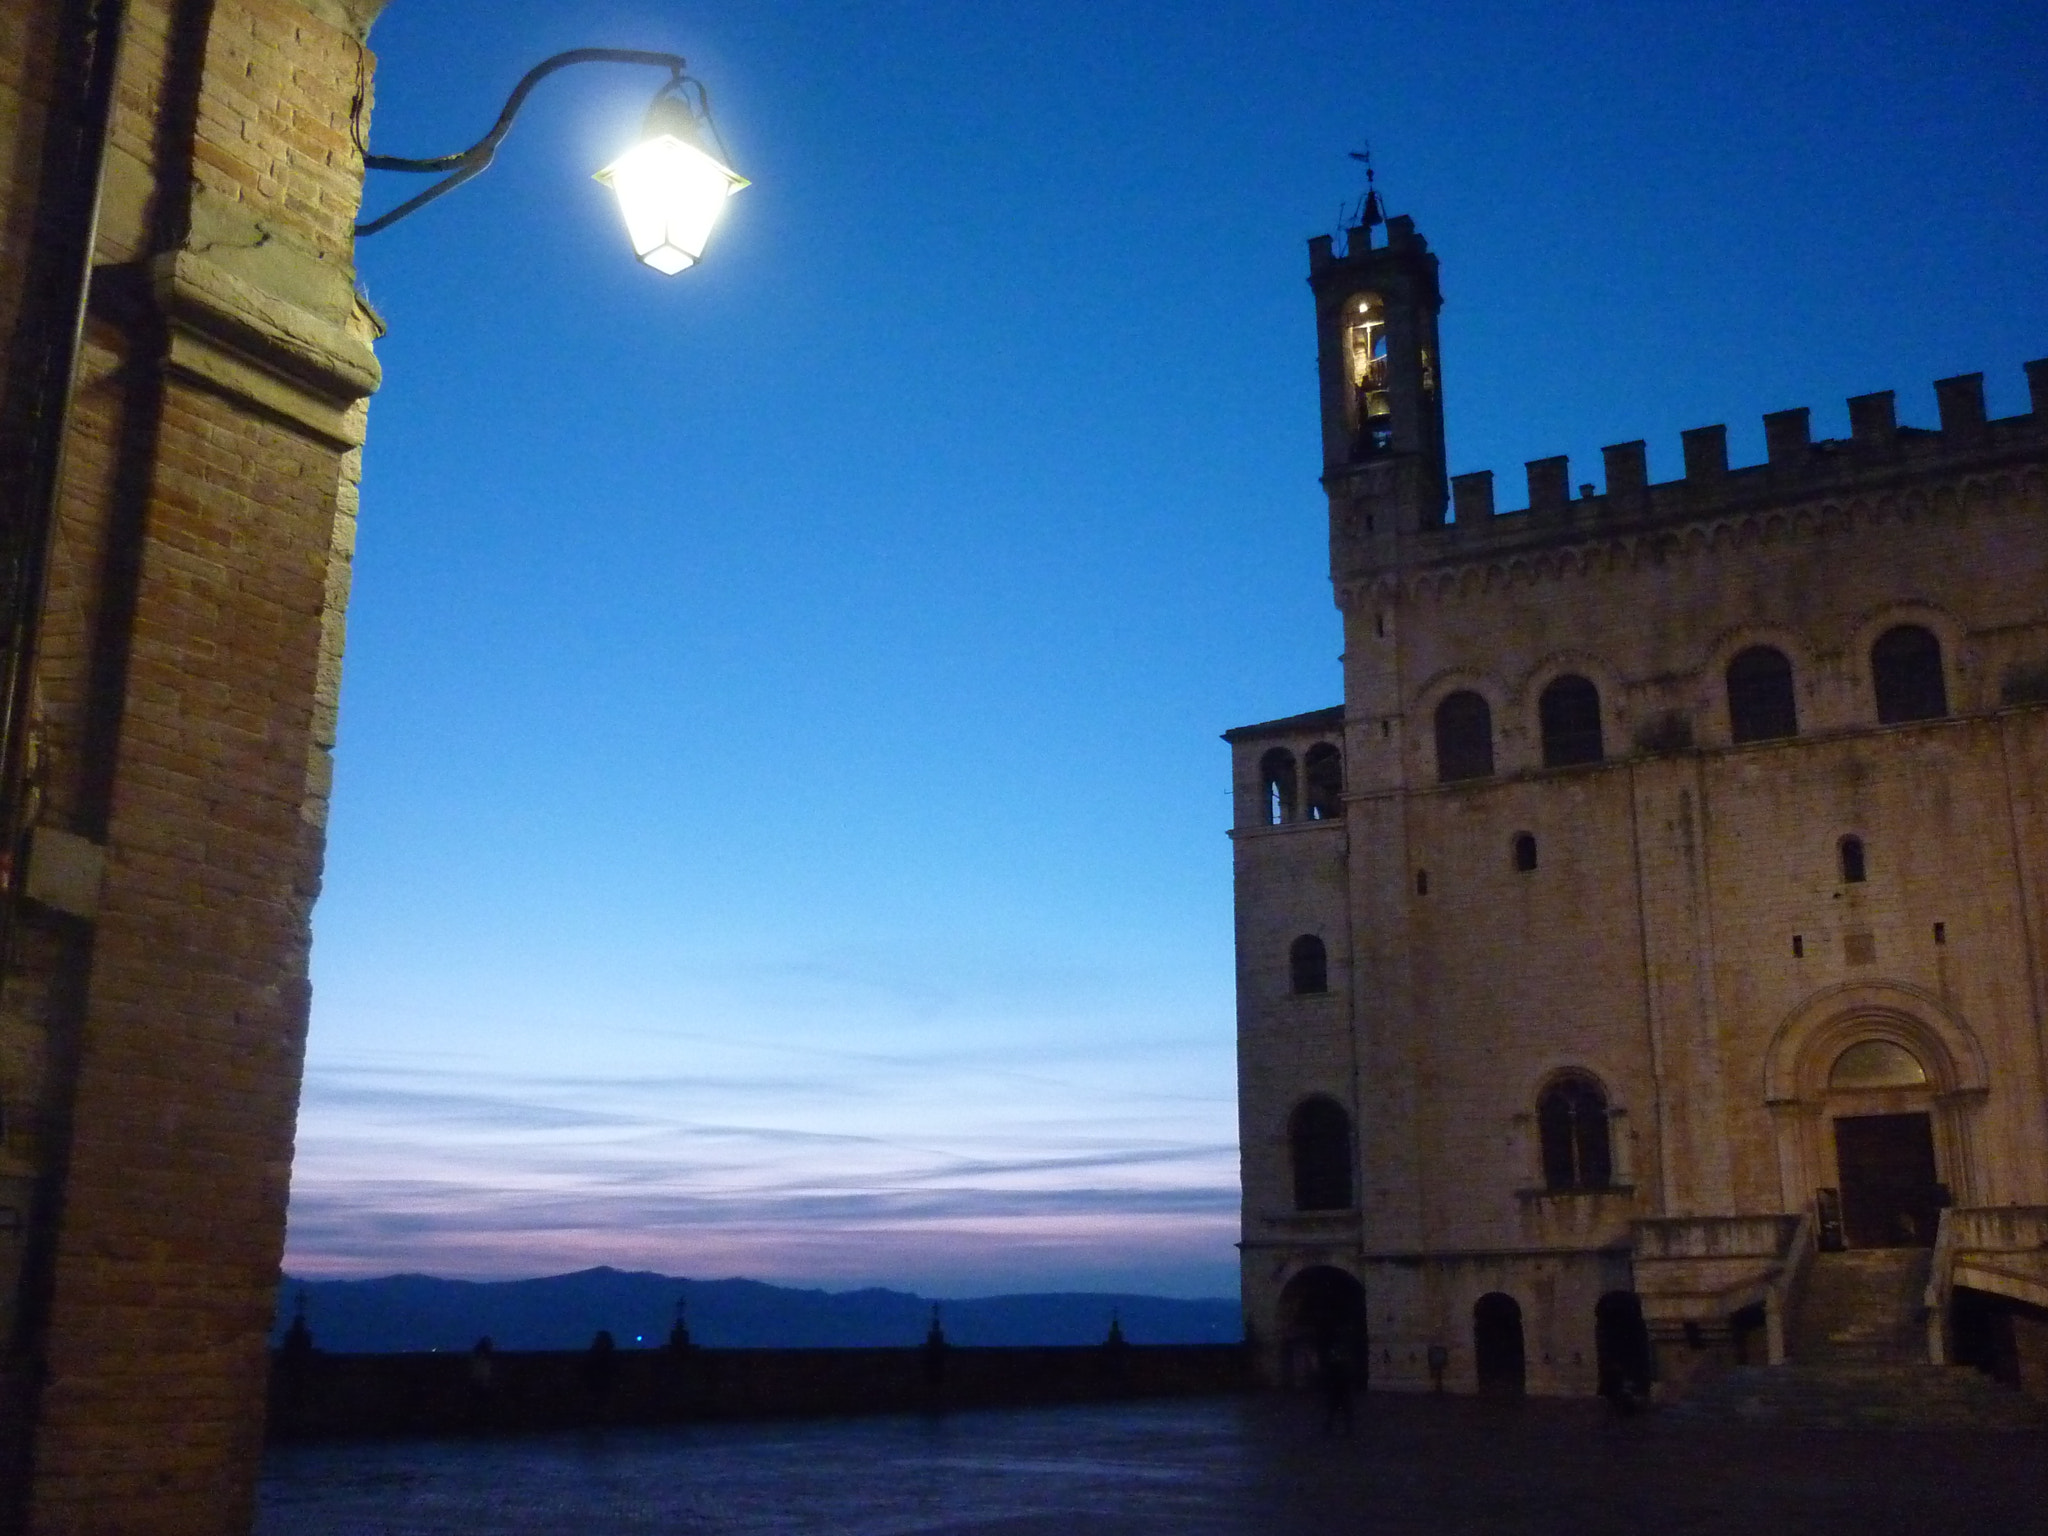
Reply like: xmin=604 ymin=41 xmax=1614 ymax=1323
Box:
xmin=1415 ymin=869 xmax=1429 ymax=897
xmin=1513 ymin=833 xmax=1537 ymax=872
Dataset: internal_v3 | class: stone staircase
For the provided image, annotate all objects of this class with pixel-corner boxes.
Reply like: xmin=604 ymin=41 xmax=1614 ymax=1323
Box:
xmin=1670 ymin=1249 xmax=2047 ymax=1430
xmin=1793 ymin=1249 xmax=1929 ymax=1364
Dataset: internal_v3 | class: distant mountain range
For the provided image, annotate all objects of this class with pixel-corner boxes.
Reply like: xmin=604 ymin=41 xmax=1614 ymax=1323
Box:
xmin=274 ymin=1268 xmax=1244 ymax=1353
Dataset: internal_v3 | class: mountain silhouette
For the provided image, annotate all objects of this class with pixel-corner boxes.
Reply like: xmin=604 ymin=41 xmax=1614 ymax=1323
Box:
xmin=273 ymin=1269 xmax=1243 ymax=1353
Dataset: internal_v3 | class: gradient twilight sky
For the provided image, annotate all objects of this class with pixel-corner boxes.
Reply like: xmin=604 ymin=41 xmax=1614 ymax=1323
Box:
xmin=283 ymin=0 xmax=2048 ymax=1296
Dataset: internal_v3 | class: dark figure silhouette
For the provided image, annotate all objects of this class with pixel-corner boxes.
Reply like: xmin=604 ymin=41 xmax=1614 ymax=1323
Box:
xmin=920 ymin=1306 xmax=948 ymax=1389
xmin=1426 ymin=1342 xmax=1449 ymax=1392
xmin=583 ymin=1329 xmax=618 ymax=1417
xmin=1317 ymin=1349 xmax=1354 ymax=1434
xmin=466 ymin=1336 xmax=496 ymax=1427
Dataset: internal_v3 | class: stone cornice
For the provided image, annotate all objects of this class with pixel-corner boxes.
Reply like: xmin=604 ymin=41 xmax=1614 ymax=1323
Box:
xmin=150 ymin=247 xmax=380 ymax=450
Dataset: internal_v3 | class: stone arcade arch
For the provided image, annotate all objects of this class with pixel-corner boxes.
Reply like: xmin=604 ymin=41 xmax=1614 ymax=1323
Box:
xmin=1472 ymin=1292 xmax=1526 ymax=1395
xmin=1594 ymin=1291 xmax=1653 ymax=1399
xmin=1763 ymin=983 xmax=1989 ymax=1227
xmin=1276 ymin=1265 xmax=1368 ymax=1389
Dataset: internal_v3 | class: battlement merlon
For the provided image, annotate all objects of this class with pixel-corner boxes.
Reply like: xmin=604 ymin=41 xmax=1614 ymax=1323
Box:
xmin=1329 ymin=359 xmax=2048 ymax=584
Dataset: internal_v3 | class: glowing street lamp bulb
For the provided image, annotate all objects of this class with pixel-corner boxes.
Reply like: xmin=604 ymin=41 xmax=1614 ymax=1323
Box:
xmin=595 ymin=132 xmax=748 ymax=275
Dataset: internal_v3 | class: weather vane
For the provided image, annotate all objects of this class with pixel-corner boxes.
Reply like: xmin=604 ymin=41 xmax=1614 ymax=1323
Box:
xmin=1341 ymin=145 xmax=1387 ymax=249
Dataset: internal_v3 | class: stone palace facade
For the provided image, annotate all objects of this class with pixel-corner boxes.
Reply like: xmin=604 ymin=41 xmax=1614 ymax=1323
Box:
xmin=1228 ymin=213 xmax=2048 ymax=1401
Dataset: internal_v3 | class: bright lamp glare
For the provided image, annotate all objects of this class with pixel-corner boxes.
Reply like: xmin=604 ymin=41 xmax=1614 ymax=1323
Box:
xmin=595 ymin=133 xmax=747 ymax=275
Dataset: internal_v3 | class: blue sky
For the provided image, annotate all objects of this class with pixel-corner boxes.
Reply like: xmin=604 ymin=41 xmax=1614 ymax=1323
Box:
xmin=285 ymin=0 xmax=2048 ymax=1296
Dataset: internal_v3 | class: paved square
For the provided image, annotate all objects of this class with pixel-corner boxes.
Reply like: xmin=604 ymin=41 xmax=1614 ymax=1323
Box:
xmin=256 ymin=1393 xmax=2047 ymax=1535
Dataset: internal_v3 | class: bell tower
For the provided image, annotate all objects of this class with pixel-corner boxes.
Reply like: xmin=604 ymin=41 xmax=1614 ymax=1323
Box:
xmin=1308 ymin=212 xmax=1447 ymax=580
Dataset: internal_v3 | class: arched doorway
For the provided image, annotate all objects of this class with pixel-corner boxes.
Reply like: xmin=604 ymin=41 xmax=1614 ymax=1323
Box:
xmin=1762 ymin=985 xmax=1987 ymax=1225
xmin=1277 ymin=1266 xmax=1367 ymax=1389
xmin=1593 ymin=1291 xmax=1652 ymax=1399
xmin=1827 ymin=1039 xmax=1942 ymax=1247
xmin=1472 ymin=1292 xmax=1525 ymax=1396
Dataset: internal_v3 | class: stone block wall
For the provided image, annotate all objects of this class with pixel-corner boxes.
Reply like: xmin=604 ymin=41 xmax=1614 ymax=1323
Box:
xmin=1233 ymin=247 xmax=2048 ymax=1395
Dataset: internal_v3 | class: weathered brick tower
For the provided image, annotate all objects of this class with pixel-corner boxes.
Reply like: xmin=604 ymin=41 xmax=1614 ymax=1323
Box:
xmin=0 ymin=1 xmax=384 ymax=1528
xmin=1230 ymin=211 xmax=2048 ymax=1403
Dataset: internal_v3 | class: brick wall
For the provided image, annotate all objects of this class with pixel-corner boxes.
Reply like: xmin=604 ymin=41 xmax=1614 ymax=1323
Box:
xmin=0 ymin=1 xmax=382 ymax=1530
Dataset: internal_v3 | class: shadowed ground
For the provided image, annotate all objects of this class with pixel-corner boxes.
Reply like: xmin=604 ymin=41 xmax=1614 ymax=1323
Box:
xmin=255 ymin=1393 xmax=2045 ymax=1535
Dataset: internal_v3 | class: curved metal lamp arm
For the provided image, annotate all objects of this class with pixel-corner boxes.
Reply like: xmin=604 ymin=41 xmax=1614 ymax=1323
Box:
xmin=357 ymin=48 xmax=689 ymax=237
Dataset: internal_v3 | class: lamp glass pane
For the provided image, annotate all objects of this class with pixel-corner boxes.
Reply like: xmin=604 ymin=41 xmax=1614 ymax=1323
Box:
xmin=596 ymin=134 xmax=745 ymax=273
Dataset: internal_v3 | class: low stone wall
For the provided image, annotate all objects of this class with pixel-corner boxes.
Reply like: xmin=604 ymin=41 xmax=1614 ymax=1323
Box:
xmin=267 ymin=1343 xmax=1254 ymax=1440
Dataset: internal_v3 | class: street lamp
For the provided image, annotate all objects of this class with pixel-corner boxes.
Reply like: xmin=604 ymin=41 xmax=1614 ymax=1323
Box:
xmin=356 ymin=48 xmax=748 ymax=274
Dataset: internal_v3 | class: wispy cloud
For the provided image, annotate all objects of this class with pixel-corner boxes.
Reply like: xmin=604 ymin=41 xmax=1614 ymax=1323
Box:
xmin=285 ymin=1029 xmax=1240 ymax=1295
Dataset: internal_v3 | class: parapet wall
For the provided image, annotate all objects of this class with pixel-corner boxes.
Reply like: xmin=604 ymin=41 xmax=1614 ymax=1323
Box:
xmin=1431 ymin=361 xmax=2048 ymax=557
xmin=267 ymin=1343 xmax=1254 ymax=1440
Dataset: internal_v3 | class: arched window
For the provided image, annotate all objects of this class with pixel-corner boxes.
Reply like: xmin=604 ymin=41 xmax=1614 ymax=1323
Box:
xmin=1259 ymin=748 xmax=1297 ymax=825
xmin=1434 ymin=691 xmax=1494 ymax=782
xmin=1303 ymin=742 xmax=1344 ymax=820
xmin=1539 ymin=675 xmax=1604 ymax=767
xmin=1512 ymin=832 xmax=1537 ymax=872
xmin=1839 ymin=834 xmax=1867 ymax=884
xmin=1537 ymin=1073 xmax=1613 ymax=1191
xmin=1289 ymin=935 xmax=1328 ymax=995
xmin=1726 ymin=645 xmax=1798 ymax=743
xmin=1872 ymin=625 xmax=1947 ymax=723
xmin=1290 ymin=1097 xmax=1354 ymax=1211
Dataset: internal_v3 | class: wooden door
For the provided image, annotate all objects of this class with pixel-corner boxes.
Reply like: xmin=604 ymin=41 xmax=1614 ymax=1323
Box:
xmin=1833 ymin=1112 xmax=1939 ymax=1248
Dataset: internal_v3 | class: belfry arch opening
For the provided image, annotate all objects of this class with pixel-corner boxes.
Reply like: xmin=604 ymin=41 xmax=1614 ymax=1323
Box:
xmin=1259 ymin=748 xmax=1297 ymax=825
xmin=1303 ymin=742 xmax=1344 ymax=819
xmin=1346 ymin=292 xmax=1391 ymax=456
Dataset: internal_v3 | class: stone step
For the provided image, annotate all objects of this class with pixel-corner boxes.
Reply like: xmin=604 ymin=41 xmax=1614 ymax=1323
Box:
xmin=1791 ymin=1249 xmax=1931 ymax=1365
xmin=1670 ymin=1364 xmax=2048 ymax=1431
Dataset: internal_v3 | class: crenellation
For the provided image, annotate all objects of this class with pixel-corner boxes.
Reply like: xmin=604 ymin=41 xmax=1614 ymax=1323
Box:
xmin=1763 ymin=405 xmax=1811 ymax=464
xmin=1395 ymin=360 xmax=2048 ymax=558
xmin=1451 ymin=469 xmax=1494 ymax=522
xmin=1526 ymin=455 xmax=1570 ymax=515
xmin=1682 ymin=422 xmax=1730 ymax=481
xmin=1847 ymin=389 xmax=1897 ymax=450
xmin=1602 ymin=440 xmax=1648 ymax=512
xmin=1934 ymin=371 xmax=1988 ymax=440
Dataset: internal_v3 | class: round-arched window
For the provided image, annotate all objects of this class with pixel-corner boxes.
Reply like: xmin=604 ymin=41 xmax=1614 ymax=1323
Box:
xmin=1829 ymin=1040 xmax=1927 ymax=1089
